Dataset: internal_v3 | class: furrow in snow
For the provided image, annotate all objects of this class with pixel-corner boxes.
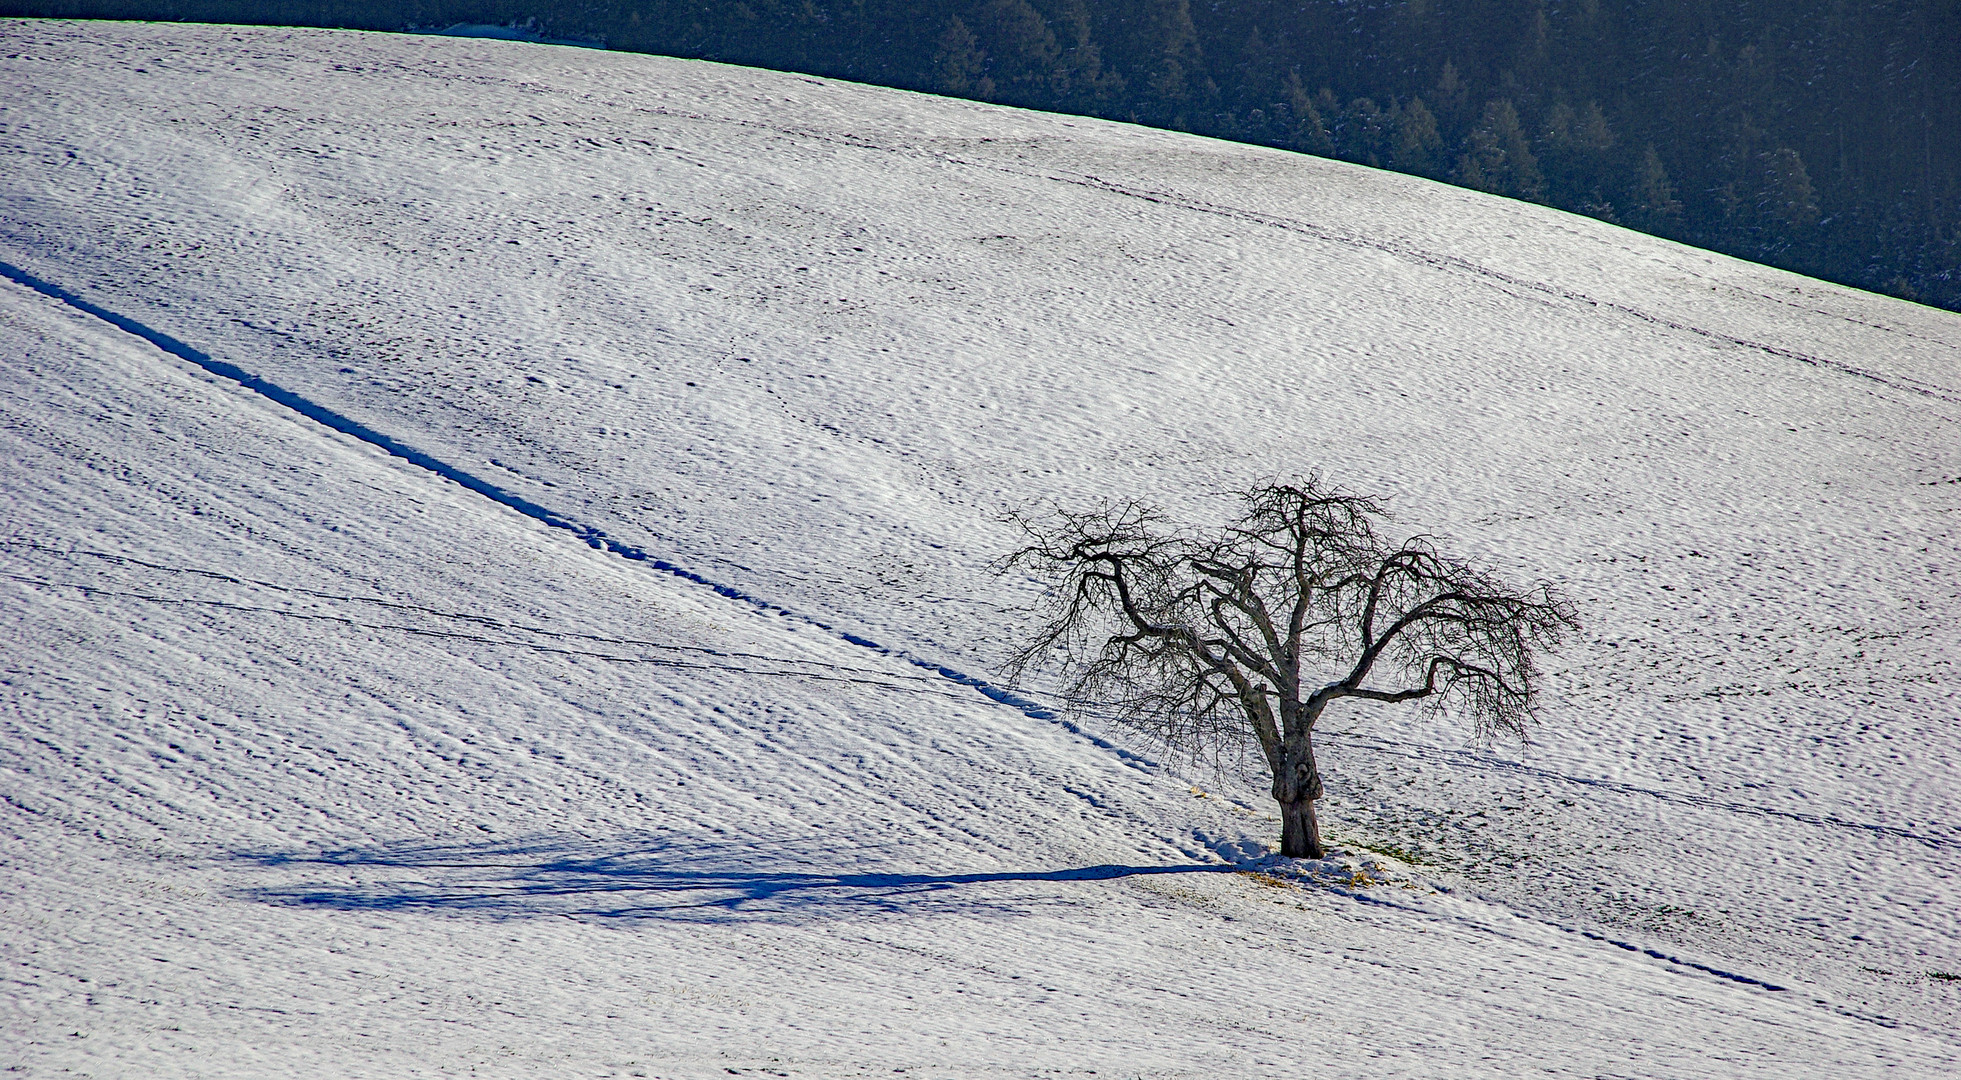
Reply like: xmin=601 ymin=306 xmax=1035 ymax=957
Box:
xmin=1044 ymin=174 xmax=1961 ymax=412
xmin=0 ymin=257 xmax=1061 ymax=724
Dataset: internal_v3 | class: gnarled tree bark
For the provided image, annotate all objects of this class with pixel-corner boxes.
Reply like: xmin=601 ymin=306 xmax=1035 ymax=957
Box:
xmin=1275 ymin=736 xmax=1326 ymax=858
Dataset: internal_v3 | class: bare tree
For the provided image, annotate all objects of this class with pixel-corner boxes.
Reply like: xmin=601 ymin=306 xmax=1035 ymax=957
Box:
xmin=1000 ymin=478 xmax=1579 ymax=859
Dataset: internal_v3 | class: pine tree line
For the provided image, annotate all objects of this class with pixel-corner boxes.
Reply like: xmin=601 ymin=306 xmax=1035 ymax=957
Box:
xmin=13 ymin=0 xmax=1958 ymax=310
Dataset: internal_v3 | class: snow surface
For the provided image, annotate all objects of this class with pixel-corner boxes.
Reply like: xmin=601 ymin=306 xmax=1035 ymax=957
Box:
xmin=2 ymin=18 xmax=1959 ymax=1077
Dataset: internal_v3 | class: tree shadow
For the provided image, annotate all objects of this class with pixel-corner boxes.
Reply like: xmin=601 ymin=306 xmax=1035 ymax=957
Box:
xmin=232 ymin=835 xmax=1238 ymax=923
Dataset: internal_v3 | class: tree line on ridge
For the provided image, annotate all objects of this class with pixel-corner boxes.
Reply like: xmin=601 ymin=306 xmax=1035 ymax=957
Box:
xmin=14 ymin=0 xmax=1958 ymax=311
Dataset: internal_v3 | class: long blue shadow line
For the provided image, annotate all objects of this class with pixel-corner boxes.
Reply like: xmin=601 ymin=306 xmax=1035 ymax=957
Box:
xmin=243 ymin=856 xmax=1236 ymax=917
xmin=0 ymin=259 xmax=1083 ymax=728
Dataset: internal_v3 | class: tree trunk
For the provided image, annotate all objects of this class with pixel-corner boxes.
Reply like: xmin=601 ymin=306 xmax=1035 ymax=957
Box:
xmin=1279 ymin=795 xmax=1325 ymax=858
xmin=1273 ymin=735 xmax=1326 ymax=858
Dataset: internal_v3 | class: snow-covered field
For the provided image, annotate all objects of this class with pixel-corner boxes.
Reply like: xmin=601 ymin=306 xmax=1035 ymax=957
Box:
xmin=2 ymin=19 xmax=1958 ymax=1077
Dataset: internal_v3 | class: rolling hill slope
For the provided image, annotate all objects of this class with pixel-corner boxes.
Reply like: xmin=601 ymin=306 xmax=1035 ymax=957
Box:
xmin=3 ymin=19 xmax=1959 ymax=1077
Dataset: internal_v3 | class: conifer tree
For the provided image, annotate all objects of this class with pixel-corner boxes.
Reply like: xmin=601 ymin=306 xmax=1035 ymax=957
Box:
xmin=972 ymin=0 xmax=1061 ymax=104
xmin=1110 ymin=0 xmax=1201 ymax=119
xmin=1338 ymin=97 xmax=1387 ymax=168
xmin=1282 ymin=70 xmax=1333 ymax=156
xmin=1430 ymin=59 xmax=1471 ymax=134
xmin=1763 ymin=146 xmax=1820 ymax=229
xmin=934 ymin=16 xmax=991 ymax=98
xmin=1459 ymin=99 xmax=1545 ymax=201
xmin=1391 ymin=97 xmax=1444 ymax=177
xmin=1040 ymin=0 xmax=1118 ymax=105
xmin=1632 ymin=145 xmax=1685 ymax=231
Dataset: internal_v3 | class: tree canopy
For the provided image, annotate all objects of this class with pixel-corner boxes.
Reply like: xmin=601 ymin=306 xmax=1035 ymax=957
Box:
xmin=1001 ymin=479 xmax=1579 ymax=858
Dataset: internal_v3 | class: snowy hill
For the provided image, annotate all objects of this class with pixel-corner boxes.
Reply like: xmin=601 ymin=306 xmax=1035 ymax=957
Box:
xmin=2 ymin=19 xmax=1959 ymax=1077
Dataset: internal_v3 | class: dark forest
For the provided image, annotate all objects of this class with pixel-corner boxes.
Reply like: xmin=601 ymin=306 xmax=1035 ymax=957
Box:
xmin=11 ymin=1 xmax=1959 ymax=311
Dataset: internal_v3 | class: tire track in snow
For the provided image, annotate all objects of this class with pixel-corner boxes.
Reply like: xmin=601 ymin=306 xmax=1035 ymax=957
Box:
xmin=2 ymin=571 xmax=979 ymax=697
xmin=1319 ymin=728 xmax=1961 ymax=852
xmin=0 ymin=540 xmax=959 ymax=686
xmin=1045 ymin=173 xmax=1961 ymax=413
xmin=595 ymin=103 xmax=1961 ymax=411
xmin=0 ymin=260 xmax=1095 ymax=738
xmin=1321 ymin=875 xmax=1794 ymax=993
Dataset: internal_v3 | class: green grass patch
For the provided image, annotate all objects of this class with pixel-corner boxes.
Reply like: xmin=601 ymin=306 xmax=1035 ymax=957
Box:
xmin=1339 ymin=838 xmax=1430 ymax=866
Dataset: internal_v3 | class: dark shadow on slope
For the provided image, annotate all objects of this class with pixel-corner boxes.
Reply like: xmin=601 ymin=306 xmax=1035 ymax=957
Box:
xmin=232 ymin=835 xmax=1237 ymax=922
